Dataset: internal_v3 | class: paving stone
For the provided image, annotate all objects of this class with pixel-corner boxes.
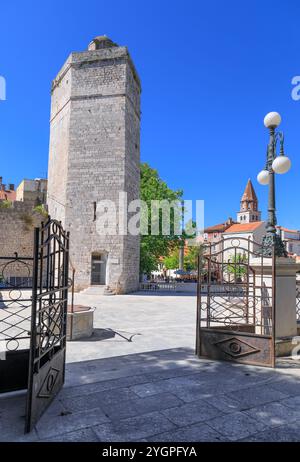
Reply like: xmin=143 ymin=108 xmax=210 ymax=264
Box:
xmin=241 ymin=424 xmax=300 ymax=442
xmin=145 ymin=368 xmax=208 ymax=382
xmin=63 ymin=387 xmax=137 ymax=413
xmin=14 ymin=430 xmax=40 ymax=443
xmin=148 ymin=423 xmax=226 ymax=442
xmin=171 ymin=385 xmax=218 ymax=403
xmin=244 ymin=401 xmax=300 ymax=428
xmin=202 ymin=394 xmax=245 ymax=414
xmin=130 ymin=382 xmax=163 ymax=398
xmin=60 ymin=374 xmax=150 ymax=399
xmin=280 ymin=395 xmax=300 ymax=409
xmin=226 ymin=384 xmax=288 ymax=409
xmin=161 ymin=399 xmax=221 ymax=426
xmin=207 ymin=411 xmax=266 ymax=441
xmin=36 ymin=407 xmax=110 ymax=439
xmin=102 ymin=393 xmax=182 ymax=420
xmin=93 ymin=411 xmax=177 ymax=442
xmin=44 ymin=427 xmax=100 ymax=442
xmin=94 ymin=412 xmax=176 ymax=442
xmin=130 ymin=378 xmax=227 ymax=401
xmin=41 ymin=396 xmax=69 ymax=417
xmin=269 ymin=379 xmax=300 ymax=397
xmin=0 ymin=416 xmax=28 ymax=442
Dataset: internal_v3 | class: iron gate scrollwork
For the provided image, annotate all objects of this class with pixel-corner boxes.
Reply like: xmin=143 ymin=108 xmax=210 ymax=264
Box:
xmin=196 ymin=237 xmax=276 ymax=368
xmin=0 ymin=254 xmax=33 ymax=393
xmin=25 ymin=218 xmax=70 ymax=433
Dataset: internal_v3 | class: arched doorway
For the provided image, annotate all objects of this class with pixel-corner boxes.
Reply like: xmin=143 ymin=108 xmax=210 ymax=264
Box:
xmin=91 ymin=253 xmax=107 ymax=285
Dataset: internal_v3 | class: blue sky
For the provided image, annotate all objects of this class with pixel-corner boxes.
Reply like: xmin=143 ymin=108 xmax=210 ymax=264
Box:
xmin=0 ymin=0 xmax=299 ymax=229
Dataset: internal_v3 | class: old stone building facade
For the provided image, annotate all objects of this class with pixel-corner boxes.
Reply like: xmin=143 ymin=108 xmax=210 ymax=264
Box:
xmin=47 ymin=36 xmax=141 ymax=292
xmin=16 ymin=179 xmax=47 ymax=205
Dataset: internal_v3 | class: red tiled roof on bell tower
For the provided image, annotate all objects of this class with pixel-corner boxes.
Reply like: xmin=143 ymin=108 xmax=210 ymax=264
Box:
xmin=240 ymin=179 xmax=258 ymax=212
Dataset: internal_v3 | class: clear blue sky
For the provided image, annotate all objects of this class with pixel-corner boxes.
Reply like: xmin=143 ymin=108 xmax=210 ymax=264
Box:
xmin=0 ymin=0 xmax=299 ymax=229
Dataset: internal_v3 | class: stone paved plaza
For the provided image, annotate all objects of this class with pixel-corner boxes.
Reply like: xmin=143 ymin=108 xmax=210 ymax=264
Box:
xmin=1 ymin=292 xmax=300 ymax=442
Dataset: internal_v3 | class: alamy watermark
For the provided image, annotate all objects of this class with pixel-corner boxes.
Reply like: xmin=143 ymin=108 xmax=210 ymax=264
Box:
xmin=95 ymin=192 xmax=204 ymax=245
xmin=291 ymin=76 xmax=300 ymax=101
xmin=0 ymin=75 xmax=6 ymax=101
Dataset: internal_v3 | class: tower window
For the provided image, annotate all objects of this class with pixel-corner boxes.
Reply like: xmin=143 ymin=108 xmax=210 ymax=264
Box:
xmin=93 ymin=202 xmax=97 ymax=221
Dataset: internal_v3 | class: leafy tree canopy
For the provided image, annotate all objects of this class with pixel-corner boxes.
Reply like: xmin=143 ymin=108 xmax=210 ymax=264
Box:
xmin=140 ymin=163 xmax=183 ymax=274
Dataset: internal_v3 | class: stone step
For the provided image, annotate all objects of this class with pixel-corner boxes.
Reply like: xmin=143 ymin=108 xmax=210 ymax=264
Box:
xmin=78 ymin=286 xmax=106 ymax=295
xmin=78 ymin=286 xmax=115 ymax=296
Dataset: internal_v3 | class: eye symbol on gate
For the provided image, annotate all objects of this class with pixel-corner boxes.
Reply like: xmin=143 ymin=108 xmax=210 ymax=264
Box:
xmin=47 ymin=374 xmax=55 ymax=392
xmin=229 ymin=342 xmax=242 ymax=354
xmin=38 ymin=367 xmax=59 ymax=398
xmin=213 ymin=337 xmax=260 ymax=358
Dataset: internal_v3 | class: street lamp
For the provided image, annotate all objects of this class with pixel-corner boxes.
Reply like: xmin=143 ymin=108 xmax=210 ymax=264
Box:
xmin=257 ymin=111 xmax=291 ymax=257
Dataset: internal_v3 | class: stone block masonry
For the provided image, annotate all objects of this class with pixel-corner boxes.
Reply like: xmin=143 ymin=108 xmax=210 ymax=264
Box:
xmin=0 ymin=202 xmax=46 ymax=280
xmin=47 ymin=37 xmax=141 ymax=292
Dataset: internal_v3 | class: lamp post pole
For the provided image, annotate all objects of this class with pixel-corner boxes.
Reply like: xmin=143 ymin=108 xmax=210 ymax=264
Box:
xmin=266 ymin=127 xmax=276 ymax=235
xmin=257 ymin=112 xmax=291 ymax=257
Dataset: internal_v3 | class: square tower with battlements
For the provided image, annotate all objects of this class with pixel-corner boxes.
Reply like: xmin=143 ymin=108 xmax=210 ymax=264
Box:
xmin=47 ymin=36 xmax=141 ymax=292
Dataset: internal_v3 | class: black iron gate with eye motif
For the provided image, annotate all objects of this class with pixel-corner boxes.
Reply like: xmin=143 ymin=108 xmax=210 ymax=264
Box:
xmin=25 ymin=218 xmax=69 ymax=433
xmin=0 ymin=218 xmax=70 ymax=433
xmin=196 ymin=236 xmax=276 ymax=368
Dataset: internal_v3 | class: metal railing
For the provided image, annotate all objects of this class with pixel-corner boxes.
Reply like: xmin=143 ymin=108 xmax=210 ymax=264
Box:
xmin=139 ymin=281 xmax=177 ymax=291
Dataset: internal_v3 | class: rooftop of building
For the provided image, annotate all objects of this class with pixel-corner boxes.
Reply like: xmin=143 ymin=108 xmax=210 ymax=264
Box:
xmin=276 ymin=225 xmax=300 ymax=234
xmin=204 ymin=218 xmax=235 ymax=233
xmin=224 ymin=221 xmax=264 ymax=233
xmin=0 ymin=189 xmax=16 ymax=201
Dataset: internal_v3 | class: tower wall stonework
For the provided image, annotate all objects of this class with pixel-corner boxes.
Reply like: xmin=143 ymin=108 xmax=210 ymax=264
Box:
xmin=47 ymin=40 xmax=141 ymax=292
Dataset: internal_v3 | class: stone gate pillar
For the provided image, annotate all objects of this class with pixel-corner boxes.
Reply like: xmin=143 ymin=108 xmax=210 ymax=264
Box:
xmin=251 ymin=257 xmax=300 ymax=356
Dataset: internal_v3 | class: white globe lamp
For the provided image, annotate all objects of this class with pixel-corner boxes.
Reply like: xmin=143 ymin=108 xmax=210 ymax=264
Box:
xmin=264 ymin=112 xmax=281 ymax=128
xmin=272 ymin=155 xmax=291 ymax=174
xmin=257 ymin=169 xmax=269 ymax=185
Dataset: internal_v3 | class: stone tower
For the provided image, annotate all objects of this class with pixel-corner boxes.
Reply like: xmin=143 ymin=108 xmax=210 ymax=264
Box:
xmin=237 ymin=179 xmax=261 ymax=223
xmin=47 ymin=36 xmax=141 ymax=292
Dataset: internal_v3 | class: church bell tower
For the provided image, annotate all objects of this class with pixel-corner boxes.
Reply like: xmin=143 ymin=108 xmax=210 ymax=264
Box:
xmin=237 ymin=179 xmax=261 ymax=223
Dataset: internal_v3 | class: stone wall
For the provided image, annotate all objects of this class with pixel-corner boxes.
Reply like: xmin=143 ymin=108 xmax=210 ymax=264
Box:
xmin=0 ymin=202 xmax=44 ymax=280
xmin=0 ymin=202 xmax=44 ymax=257
xmin=47 ymin=39 xmax=141 ymax=292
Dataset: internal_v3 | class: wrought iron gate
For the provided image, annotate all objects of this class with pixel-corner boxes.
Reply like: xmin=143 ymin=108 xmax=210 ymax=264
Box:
xmin=25 ymin=219 xmax=70 ymax=432
xmin=0 ymin=218 xmax=70 ymax=433
xmin=0 ymin=254 xmax=33 ymax=393
xmin=196 ymin=237 xmax=276 ymax=368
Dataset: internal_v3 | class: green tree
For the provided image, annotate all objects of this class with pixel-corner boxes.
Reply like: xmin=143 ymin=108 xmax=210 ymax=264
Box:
xmin=163 ymin=250 xmax=179 ymax=270
xmin=225 ymin=253 xmax=247 ymax=280
xmin=184 ymin=244 xmax=203 ymax=272
xmin=0 ymin=200 xmax=12 ymax=209
xmin=140 ymin=163 xmax=183 ymax=275
xmin=162 ymin=242 xmax=204 ymax=272
xmin=33 ymin=204 xmax=48 ymax=217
